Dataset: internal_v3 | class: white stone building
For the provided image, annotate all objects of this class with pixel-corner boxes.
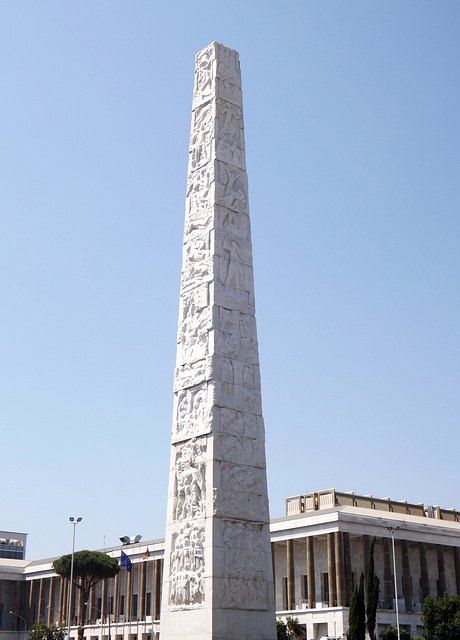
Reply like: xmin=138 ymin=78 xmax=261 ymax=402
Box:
xmin=2 ymin=489 xmax=460 ymax=640
xmin=273 ymin=489 xmax=460 ymax=639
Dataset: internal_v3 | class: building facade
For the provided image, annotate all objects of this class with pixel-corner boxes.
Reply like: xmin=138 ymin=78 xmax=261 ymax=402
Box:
xmin=2 ymin=490 xmax=460 ymax=640
xmin=273 ymin=489 xmax=460 ymax=639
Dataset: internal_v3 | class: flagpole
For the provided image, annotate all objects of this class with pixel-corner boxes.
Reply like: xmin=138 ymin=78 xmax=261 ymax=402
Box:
xmin=152 ymin=554 xmax=157 ymax=638
xmin=144 ymin=549 xmax=148 ymax=631
xmin=120 ymin=552 xmax=126 ymax=640
xmin=141 ymin=547 xmax=150 ymax=638
xmin=123 ymin=562 xmax=127 ymax=640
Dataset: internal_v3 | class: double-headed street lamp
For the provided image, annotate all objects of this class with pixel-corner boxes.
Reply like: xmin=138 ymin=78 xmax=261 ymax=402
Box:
xmin=387 ymin=526 xmax=401 ymax=640
xmin=67 ymin=517 xmax=82 ymax=639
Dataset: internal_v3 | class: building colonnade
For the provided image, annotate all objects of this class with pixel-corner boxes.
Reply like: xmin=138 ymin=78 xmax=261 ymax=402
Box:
xmin=6 ymin=555 xmax=164 ymax=639
xmin=274 ymin=532 xmax=460 ymax=614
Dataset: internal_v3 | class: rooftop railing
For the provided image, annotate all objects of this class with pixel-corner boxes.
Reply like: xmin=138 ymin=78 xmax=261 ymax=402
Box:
xmin=285 ymin=488 xmax=460 ymax=521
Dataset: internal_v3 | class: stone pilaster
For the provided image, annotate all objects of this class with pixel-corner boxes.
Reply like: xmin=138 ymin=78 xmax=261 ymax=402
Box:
xmin=335 ymin=532 xmax=345 ymax=607
xmin=77 ymin=588 xmax=84 ymax=627
xmin=89 ymin=584 xmax=96 ymax=621
xmin=419 ymin=542 xmax=430 ymax=601
xmin=437 ymin=545 xmax=446 ymax=596
xmin=383 ymin=537 xmax=394 ymax=609
xmin=25 ymin=580 xmax=35 ymax=623
xmin=140 ymin=561 xmax=147 ymax=619
xmin=70 ymin=582 xmax=76 ymax=625
xmin=327 ymin=533 xmax=337 ymax=607
xmin=363 ymin=535 xmax=370 ymax=589
xmin=38 ymin=579 xmax=45 ymax=622
xmin=287 ymin=540 xmax=295 ymax=610
xmin=48 ymin=578 xmax=56 ymax=625
xmin=113 ymin=573 xmax=119 ymax=621
xmin=160 ymin=42 xmax=276 ymax=640
xmin=154 ymin=559 xmax=161 ymax=621
xmin=307 ymin=537 xmax=316 ymax=609
xmin=28 ymin=579 xmax=34 ymax=615
xmin=58 ymin=577 xmax=66 ymax=626
xmin=343 ymin=532 xmax=353 ymax=605
xmin=401 ymin=540 xmax=412 ymax=612
xmin=454 ymin=547 xmax=460 ymax=595
xmin=101 ymin=579 xmax=107 ymax=619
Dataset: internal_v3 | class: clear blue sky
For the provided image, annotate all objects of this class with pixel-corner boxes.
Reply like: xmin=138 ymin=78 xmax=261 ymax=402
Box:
xmin=2 ymin=1 xmax=459 ymax=561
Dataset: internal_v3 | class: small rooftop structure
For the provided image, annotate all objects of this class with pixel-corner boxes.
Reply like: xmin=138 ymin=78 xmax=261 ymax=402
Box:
xmin=0 ymin=530 xmax=27 ymax=559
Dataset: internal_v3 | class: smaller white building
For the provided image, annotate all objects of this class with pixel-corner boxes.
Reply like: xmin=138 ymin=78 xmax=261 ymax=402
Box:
xmin=0 ymin=532 xmax=27 ymax=561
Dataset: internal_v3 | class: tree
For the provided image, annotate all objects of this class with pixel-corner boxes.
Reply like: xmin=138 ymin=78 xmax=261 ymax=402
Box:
xmin=276 ymin=616 xmax=304 ymax=640
xmin=366 ymin=536 xmax=380 ymax=640
xmin=380 ymin=628 xmax=411 ymax=640
xmin=277 ymin=619 xmax=289 ymax=640
xmin=348 ymin=573 xmax=365 ymax=640
xmin=53 ymin=550 xmax=119 ymax=640
xmin=28 ymin=618 xmax=65 ymax=640
xmin=421 ymin=593 xmax=460 ymax=640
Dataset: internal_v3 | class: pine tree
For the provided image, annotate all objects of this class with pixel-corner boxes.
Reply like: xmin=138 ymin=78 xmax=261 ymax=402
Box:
xmin=53 ymin=550 xmax=119 ymax=640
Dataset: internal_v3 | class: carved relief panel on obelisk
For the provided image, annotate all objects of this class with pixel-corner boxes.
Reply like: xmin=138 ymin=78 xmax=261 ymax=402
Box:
xmin=160 ymin=42 xmax=276 ymax=640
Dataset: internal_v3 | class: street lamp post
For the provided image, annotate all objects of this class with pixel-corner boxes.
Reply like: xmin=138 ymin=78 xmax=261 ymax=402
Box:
xmin=9 ymin=611 xmax=27 ymax=635
xmin=388 ymin=526 xmax=401 ymax=640
xmin=47 ymin=605 xmax=64 ymax=626
xmin=66 ymin=517 xmax=82 ymax=640
xmin=86 ymin=605 xmax=107 ymax=640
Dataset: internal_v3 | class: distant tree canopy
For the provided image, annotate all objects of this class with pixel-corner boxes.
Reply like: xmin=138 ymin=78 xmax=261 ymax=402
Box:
xmin=53 ymin=550 xmax=119 ymax=638
xmin=276 ymin=616 xmax=304 ymax=640
xmin=421 ymin=593 xmax=460 ymax=640
xmin=28 ymin=619 xmax=64 ymax=640
xmin=380 ymin=628 xmax=411 ymax=640
xmin=53 ymin=550 xmax=119 ymax=592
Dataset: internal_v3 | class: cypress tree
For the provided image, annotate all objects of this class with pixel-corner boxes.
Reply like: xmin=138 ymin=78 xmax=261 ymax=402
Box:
xmin=348 ymin=573 xmax=365 ymax=640
xmin=366 ymin=537 xmax=380 ymax=640
xmin=348 ymin=584 xmax=360 ymax=640
xmin=358 ymin=573 xmax=366 ymax=640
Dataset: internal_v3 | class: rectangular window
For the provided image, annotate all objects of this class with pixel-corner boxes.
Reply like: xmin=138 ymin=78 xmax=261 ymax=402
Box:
xmin=146 ymin=592 xmax=151 ymax=616
xmin=283 ymin=577 xmax=288 ymax=610
xmin=132 ymin=594 xmax=138 ymax=619
xmin=302 ymin=574 xmax=308 ymax=600
xmin=97 ymin=598 xmax=102 ymax=618
xmin=119 ymin=595 xmax=125 ymax=616
xmin=109 ymin=596 xmax=114 ymax=615
xmin=322 ymin=573 xmax=329 ymax=603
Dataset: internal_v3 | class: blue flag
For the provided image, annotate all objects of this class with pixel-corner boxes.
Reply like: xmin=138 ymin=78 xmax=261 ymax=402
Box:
xmin=120 ymin=551 xmax=132 ymax=572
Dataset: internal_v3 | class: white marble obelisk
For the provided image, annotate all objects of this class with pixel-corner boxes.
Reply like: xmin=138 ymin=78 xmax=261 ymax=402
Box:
xmin=160 ymin=42 xmax=276 ymax=640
